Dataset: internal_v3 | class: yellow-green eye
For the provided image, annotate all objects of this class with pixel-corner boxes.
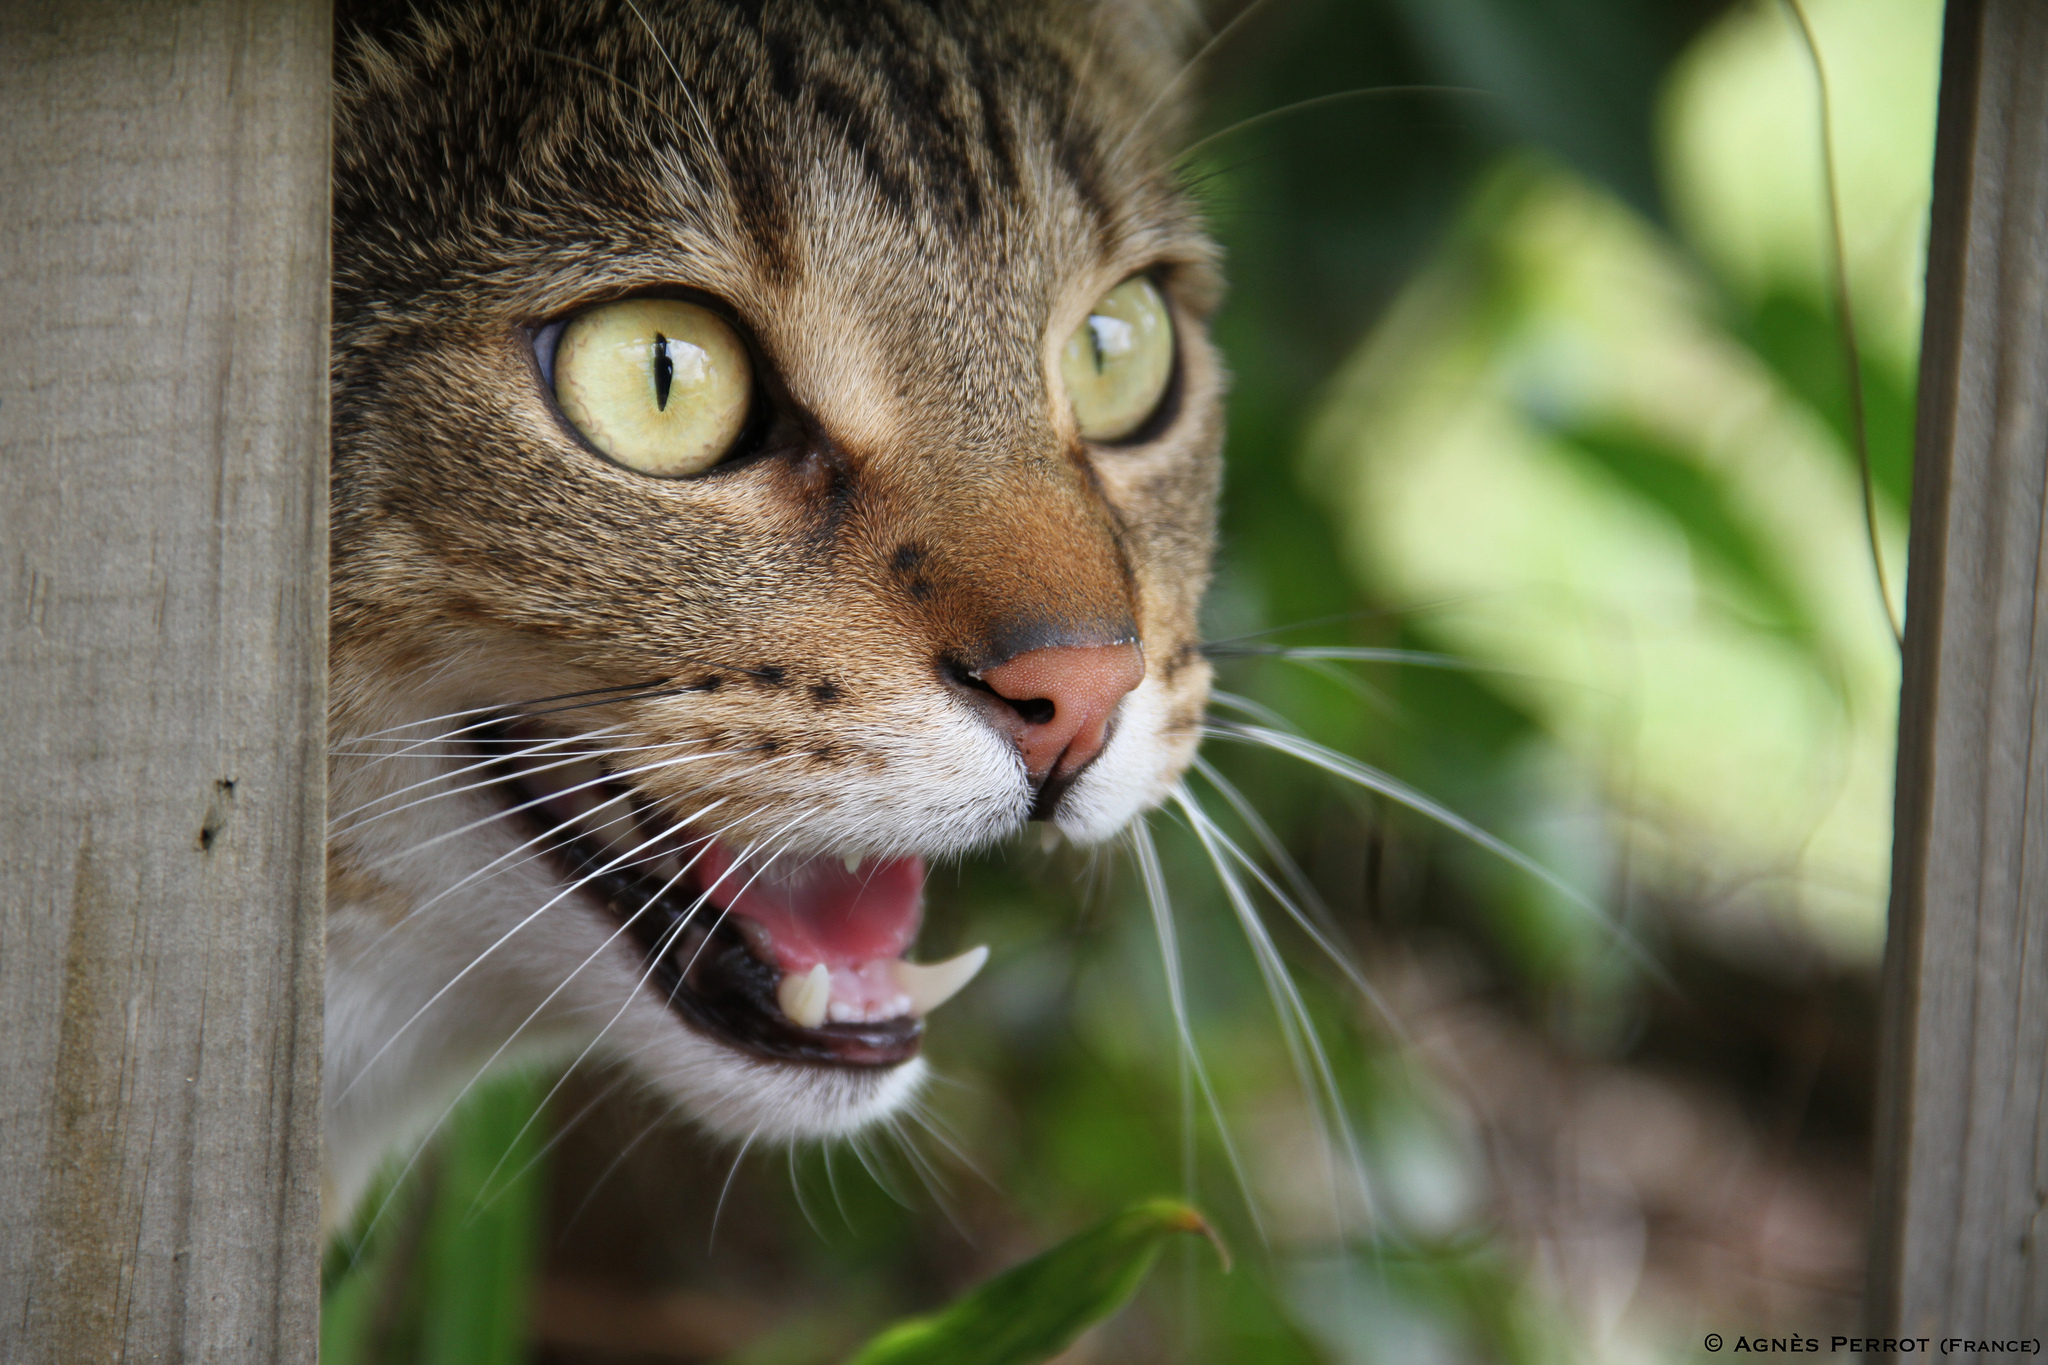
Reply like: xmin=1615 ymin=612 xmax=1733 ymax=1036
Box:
xmin=552 ymin=298 xmax=752 ymax=477
xmin=1061 ymin=276 xmax=1174 ymax=442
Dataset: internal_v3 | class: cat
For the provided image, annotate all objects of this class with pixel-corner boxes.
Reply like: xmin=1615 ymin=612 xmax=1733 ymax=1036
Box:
xmin=325 ymin=0 xmax=1225 ymax=1219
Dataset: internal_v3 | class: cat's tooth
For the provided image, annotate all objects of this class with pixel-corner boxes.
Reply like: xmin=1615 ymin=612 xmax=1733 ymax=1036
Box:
xmin=1039 ymin=826 xmax=1063 ymax=854
xmin=892 ymin=946 xmax=990 ymax=1017
xmin=776 ymin=963 xmax=832 ymax=1030
xmin=841 ymin=853 xmax=861 ymax=875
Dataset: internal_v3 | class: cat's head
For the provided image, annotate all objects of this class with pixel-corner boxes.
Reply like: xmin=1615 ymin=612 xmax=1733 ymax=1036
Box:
xmin=327 ymin=0 xmax=1221 ymax=1190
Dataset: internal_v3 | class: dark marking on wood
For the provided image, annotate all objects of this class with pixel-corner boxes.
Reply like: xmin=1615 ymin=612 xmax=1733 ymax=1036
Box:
xmin=196 ymin=778 xmax=237 ymax=853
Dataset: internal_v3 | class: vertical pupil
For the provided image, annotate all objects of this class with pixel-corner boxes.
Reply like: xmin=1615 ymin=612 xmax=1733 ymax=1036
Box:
xmin=652 ymin=331 xmax=674 ymax=411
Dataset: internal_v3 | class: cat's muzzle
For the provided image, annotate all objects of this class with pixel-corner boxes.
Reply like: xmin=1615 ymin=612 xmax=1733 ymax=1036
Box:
xmin=478 ymin=723 xmax=985 ymax=1068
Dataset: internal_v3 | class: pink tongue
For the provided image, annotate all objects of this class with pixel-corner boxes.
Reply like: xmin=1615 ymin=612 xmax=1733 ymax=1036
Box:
xmin=693 ymin=842 xmax=925 ymax=974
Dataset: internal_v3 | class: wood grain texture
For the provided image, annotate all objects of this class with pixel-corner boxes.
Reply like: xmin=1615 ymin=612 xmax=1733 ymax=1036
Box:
xmin=1868 ymin=0 xmax=2048 ymax=1343
xmin=0 ymin=2 xmax=328 ymax=1360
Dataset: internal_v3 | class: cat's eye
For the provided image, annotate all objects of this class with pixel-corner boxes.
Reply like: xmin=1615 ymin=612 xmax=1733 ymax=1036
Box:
xmin=551 ymin=298 xmax=752 ymax=477
xmin=1061 ymin=276 xmax=1175 ymax=443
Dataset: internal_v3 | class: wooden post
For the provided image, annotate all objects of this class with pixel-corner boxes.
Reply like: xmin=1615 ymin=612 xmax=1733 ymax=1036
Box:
xmin=0 ymin=3 xmax=329 ymax=1361
xmin=1870 ymin=0 xmax=2048 ymax=1343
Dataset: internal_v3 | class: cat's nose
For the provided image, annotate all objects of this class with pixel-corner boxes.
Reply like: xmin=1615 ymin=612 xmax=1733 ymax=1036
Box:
xmin=977 ymin=643 xmax=1146 ymax=786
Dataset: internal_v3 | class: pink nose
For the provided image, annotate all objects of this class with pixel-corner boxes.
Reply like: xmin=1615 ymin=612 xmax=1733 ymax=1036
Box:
xmin=978 ymin=643 xmax=1146 ymax=784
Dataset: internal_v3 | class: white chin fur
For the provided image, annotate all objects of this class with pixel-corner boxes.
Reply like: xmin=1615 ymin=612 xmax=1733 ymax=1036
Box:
xmin=1048 ymin=673 xmax=1180 ymax=844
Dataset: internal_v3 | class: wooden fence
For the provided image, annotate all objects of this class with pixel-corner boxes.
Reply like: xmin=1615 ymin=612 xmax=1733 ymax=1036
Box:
xmin=0 ymin=2 xmax=329 ymax=1360
xmin=1869 ymin=0 xmax=2048 ymax=1346
xmin=0 ymin=0 xmax=2042 ymax=1358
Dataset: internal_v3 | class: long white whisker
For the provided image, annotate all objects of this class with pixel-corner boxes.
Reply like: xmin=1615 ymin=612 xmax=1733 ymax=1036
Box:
xmin=884 ymin=1114 xmax=965 ymax=1235
xmin=1117 ymin=0 xmax=1285 ymax=168
xmin=1175 ymin=784 xmax=1379 ymax=1239
xmin=1205 ymin=722 xmax=1587 ymax=910
xmin=787 ymin=1145 xmax=826 ymax=1239
xmin=1187 ymin=756 xmax=1399 ymax=1030
xmin=708 ymin=1125 xmax=762 ymax=1252
xmin=359 ymin=746 xmax=753 ymax=870
xmin=1205 ymin=688 xmax=1303 ymax=734
xmin=848 ymin=1130 xmax=912 ymax=1211
xmin=355 ymin=751 xmax=798 ymax=960
xmin=331 ymin=732 xmax=682 ymax=834
xmin=456 ymin=805 xmax=799 ymax=1177
xmin=1223 ymin=645 xmax=1495 ymax=670
xmin=335 ymin=797 xmax=754 ymax=1104
xmin=557 ymin=1107 xmax=668 ymax=1243
xmin=1206 ymin=721 xmax=1668 ymax=982
xmin=375 ymin=797 xmax=754 ymax=1214
xmin=464 ymin=1069 xmax=634 ymax=1223
xmin=823 ymin=1142 xmax=852 ymax=1228
xmin=329 ymin=726 xmax=651 ymax=827
xmin=1128 ymin=820 xmax=1267 ymax=1247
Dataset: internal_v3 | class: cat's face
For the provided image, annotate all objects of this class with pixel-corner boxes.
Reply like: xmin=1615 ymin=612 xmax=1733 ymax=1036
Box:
xmin=326 ymin=0 xmax=1221 ymax=1205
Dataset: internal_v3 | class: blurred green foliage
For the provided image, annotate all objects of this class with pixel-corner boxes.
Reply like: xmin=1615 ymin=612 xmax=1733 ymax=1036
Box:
xmin=324 ymin=1 xmax=1938 ymax=1359
xmin=324 ymin=1070 xmax=548 ymax=1365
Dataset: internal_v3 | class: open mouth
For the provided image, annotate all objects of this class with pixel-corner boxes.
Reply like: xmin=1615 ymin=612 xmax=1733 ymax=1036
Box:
xmin=477 ymin=724 xmax=986 ymax=1068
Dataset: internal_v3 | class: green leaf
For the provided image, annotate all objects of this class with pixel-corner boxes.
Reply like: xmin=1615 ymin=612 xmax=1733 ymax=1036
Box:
xmin=843 ymin=1199 xmax=1224 ymax=1365
xmin=1546 ymin=421 xmax=1822 ymax=651
xmin=1729 ymin=286 xmax=1916 ymax=512
xmin=318 ymin=1068 xmax=551 ymax=1365
xmin=415 ymin=1070 xmax=550 ymax=1365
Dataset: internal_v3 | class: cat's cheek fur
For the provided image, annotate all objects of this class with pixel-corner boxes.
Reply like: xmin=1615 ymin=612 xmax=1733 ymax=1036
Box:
xmin=1051 ymin=669 xmax=1207 ymax=844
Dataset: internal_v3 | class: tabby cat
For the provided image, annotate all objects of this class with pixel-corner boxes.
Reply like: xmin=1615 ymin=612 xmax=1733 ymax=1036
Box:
xmin=327 ymin=0 xmax=1224 ymax=1218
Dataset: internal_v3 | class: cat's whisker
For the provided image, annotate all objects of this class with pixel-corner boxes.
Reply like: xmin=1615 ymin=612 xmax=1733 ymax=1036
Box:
xmin=1287 ymin=655 xmax=1401 ymax=718
xmin=903 ymin=1093 xmax=988 ymax=1188
xmin=340 ymin=678 xmax=742 ymax=771
xmin=556 ymin=1105 xmax=671 ymax=1246
xmin=1186 ymin=756 xmax=1400 ymax=1033
xmin=821 ymin=1140 xmax=854 ymax=1230
xmin=1204 ymin=720 xmax=1670 ymax=982
xmin=847 ymin=1129 xmax=913 ymax=1212
xmin=328 ymin=728 xmax=650 ymax=832
xmin=1203 ymin=643 xmax=1483 ymax=670
xmin=1174 ymin=84 xmax=1491 ymax=166
xmin=1173 ymin=783 xmax=1379 ymax=1240
xmin=463 ymin=1069 xmax=634 ymax=1225
xmin=1116 ymin=0 xmax=1287 ymax=171
xmin=1204 ymin=688 xmax=1301 ymax=735
xmin=476 ymin=810 xmax=814 ymax=1181
xmin=330 ymin=679 xmax=666 ymax=751
xmin=883 ymin=1113 xmax=967 ymax=1237
xmin=331 ymin=736 xmax=705 ymax=841
xmin=1128 ymin=820 xmax=1269 ymax=1249
xmin=335 ymin=797 xmax=767 ymax=1104
xmin=349 ymin=797 xmax=646 ymax=962
xmin=359 ymin=745 xmax=758 ymax=871
xmin=787 ymin=1144 xmax=827 ymax=1240
xmin=356 ymin=750 xmax=801 ymax=956
xmin=345 ymin=803 xmax=775 ymax=1253
xmin=328 ymin=725 xmax=641 ymax=819
xmin=394 ymin=802 xmax=752 ymax=1197
xmin=617 ymin=0 xmax=724 ymax=168
xmin=707 ymin=1124 xmax=763 ymax=1253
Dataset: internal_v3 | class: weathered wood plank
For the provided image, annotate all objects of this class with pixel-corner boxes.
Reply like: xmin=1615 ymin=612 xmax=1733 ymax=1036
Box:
xmin=1869 ymin=0 xmax=2048 ymax=1343
xmin=0 ymin=2 xmax=329 ymax=1360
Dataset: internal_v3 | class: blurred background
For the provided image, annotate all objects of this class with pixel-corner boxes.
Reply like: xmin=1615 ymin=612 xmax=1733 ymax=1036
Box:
xmin=325 ymin=0 xmax=1938 ymax=1359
